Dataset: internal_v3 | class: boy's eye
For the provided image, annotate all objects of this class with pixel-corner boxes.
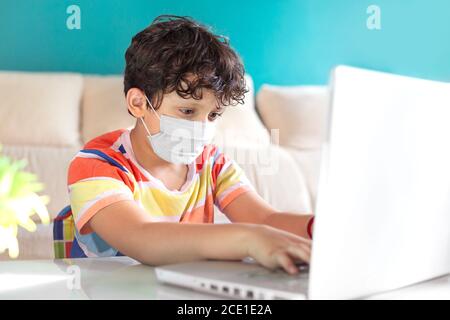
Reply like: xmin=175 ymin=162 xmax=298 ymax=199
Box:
xmin=208 ymin=112 xmax=223 ymax=121
xmin=179 ymin=108 xmax=195 ymax=115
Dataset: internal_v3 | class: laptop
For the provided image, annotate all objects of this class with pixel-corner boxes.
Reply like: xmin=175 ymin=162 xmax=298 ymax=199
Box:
xmin=155 ymin=65 xmax=450 ymax=300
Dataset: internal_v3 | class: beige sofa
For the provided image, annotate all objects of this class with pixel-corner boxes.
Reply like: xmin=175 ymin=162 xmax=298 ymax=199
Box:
xmin=0 ymin=70 xmax=328 ymax=260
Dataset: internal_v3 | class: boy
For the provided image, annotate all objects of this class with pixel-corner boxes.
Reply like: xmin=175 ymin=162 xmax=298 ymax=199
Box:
xmin=67 ymin=15 xmax=314 ymax=275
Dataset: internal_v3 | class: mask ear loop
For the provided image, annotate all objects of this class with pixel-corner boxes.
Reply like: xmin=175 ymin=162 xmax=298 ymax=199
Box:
xmin=144 ymin=95 xmax=160 ymax=120
xmin=140 ymin=95 xmax=160 ymax=135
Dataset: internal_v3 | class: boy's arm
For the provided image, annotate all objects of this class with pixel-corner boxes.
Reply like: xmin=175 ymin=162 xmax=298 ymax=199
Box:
xmin=222 ymin=191 xmax=314 ymax=239
xmin=89 ymin=200 xmax=251 ymax=265
xmin=87 ymin=199 xmax=311 ymax=273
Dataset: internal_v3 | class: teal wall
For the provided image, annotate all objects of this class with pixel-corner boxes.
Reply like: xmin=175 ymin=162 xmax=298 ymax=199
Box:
xmin=1 ymin=0 xmax=449 ymax=90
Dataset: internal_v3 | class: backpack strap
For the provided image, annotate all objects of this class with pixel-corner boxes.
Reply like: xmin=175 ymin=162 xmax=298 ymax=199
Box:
xmin=53 ymin=205 xmax=76 ymax=259
xmin=53 ymin=149 xmax=128 ymax=259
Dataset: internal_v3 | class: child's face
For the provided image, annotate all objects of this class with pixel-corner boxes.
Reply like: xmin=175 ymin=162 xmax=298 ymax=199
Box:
xmin=128 ymin=86 xmax=224 ymax=137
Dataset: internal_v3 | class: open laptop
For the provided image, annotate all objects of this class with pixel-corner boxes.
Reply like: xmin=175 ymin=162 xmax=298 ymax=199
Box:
xmin=155 ymin=65 xmax=450 ymax=300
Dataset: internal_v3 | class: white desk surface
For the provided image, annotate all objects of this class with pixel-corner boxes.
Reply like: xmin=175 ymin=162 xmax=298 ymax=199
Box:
xmin=0 ymin=256 xmax=448 ymax=300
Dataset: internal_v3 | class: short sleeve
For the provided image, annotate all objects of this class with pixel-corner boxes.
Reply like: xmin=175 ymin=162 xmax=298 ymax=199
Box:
xmin=68 ymin=157 xmax=135 ymax=235
xmin=212 ymin=153 xmax=254 ymax=211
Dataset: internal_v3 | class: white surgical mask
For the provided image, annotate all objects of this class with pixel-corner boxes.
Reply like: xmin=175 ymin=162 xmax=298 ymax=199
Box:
xmin=140 ymin=95 xmax=216 ymax=164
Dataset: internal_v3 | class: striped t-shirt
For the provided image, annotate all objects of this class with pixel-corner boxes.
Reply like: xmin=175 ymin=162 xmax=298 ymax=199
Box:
xmin=67 ymin=129 xmax=253 ymax=257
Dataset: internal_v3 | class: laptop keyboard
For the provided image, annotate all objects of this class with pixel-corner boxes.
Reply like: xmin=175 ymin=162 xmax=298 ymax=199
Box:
xmin=233 ymin=267 xmax=309 ymax=292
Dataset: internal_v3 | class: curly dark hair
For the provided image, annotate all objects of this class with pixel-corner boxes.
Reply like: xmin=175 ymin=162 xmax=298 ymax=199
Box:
xmin=123 ymin=15 xmax=248 ymax=115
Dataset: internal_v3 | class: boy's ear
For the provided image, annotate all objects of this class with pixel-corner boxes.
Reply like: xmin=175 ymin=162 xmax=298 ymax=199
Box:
xmin=126 ymin=88 xmax=147 ymax=118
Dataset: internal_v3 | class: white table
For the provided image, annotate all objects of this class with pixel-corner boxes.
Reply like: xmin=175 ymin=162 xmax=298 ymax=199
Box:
xmin=0 ymin=257 xmax=448 ymax=299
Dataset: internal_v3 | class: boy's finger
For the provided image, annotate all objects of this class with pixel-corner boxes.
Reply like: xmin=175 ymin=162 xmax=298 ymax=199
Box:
xmin=287 ymin=245 xmax=310 ymax=264
xmin=288 ymin=238 xmax=312 ymax=255
xmin=285 ymin=233 xmax=312 ymax=245
xmin=299 ymin=242 xmax=311 ymax=256
xmin=275 ymin=251 xmax=298 ymax=274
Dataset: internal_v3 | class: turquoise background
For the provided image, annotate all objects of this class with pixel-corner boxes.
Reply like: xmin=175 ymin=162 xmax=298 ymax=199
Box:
xmin=1 ymin=0 xmax=449 ymax=90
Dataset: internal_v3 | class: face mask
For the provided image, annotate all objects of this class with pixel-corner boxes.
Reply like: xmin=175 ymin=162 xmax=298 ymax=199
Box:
xmin=140 ymin=95 xmax=216 ymax=164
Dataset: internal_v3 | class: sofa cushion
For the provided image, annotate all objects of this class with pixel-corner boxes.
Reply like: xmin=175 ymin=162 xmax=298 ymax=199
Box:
xmin=215 ymin=145 xmax=312 ymax=223
xmin=81 ymin=75 xmax=134 ymax=144
xmin=284 ymin=147 xmax=322 ymax=207
xmin=0 ymin=71 xmax=82 ymax=147
xmin=212 ymin=75 xmax=270 ymax=148
xmin=256 ymin=85 xmax=329 ymax=150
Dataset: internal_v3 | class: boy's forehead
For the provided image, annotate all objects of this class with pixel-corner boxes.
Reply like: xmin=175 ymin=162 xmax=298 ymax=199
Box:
xmin=167 ymin=89 xmax=221 ymax=110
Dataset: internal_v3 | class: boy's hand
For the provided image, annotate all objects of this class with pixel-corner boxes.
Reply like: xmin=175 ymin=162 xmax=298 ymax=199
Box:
xmin=245 ymin=224 xmax=311 ymax=275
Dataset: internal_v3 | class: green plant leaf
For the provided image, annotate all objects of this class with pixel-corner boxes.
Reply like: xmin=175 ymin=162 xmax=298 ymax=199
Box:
xmin=0 ymin=147 xmax=49 ymax=258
